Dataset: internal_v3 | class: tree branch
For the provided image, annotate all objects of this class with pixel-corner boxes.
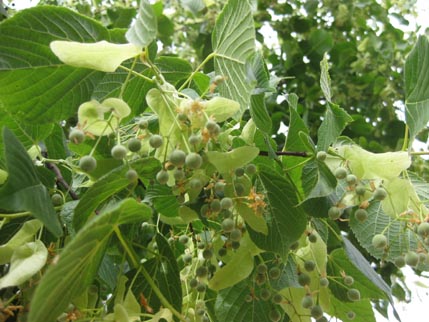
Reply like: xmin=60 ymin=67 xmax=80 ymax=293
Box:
xmin=45 ymin=162 xmax=79 ymax=200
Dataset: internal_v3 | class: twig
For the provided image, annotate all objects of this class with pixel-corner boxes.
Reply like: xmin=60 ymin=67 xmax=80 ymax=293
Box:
xmin=45 ymin=162 xmax=79 ymax=200
xmin=259 ymin=151 xmax=309 ymax=157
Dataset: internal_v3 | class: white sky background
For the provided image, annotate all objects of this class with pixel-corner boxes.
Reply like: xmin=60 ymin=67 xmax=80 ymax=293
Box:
xmin=4 ymin=0 xmax=429 ymax=321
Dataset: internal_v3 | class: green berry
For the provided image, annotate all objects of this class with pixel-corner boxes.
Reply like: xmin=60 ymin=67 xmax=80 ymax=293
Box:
xmin=202 ymin=249 xmax=213 ymax=260
xmin=156 ymin=170 xmax=169 ymax=184
xmin=196 ymin=266 xmax=208 ymax=278
xmin=222 ymin=218 xmax=235 ymax=232
xmin=354 ymin=208 xmax=368 ymax=222
xmin=79 ymin=155 xmax=97 ymax=172
xmin=245 ymin=163 xmax=257 ymax=175
xmin=373 ymin=187 xmax=387 ymax=201
xmin=304 ymin=260 xmax=316 ymax=272
xmin=235 ymin=168 xmax=245 ymax=177
xmin=255 ymin=273 xmax=267 ymax=285
xmin=189 ymin=178 xmax=203 ymax=190
xmin=183 ymin=254 xmax=192 ymax=264
xmin=405 ymin=251 xmax=419 ymax=267
xmin=316 ymin=151 xmax=327 ymax=161
xmin=257 ymin=264 xmax=268 ymax=274
xmin=355 ymin=185 xmax=366 ymax=196
xmin=185 ymin=152 xmax=202 ymax=169
xmin=214 ymin=182 xmax=225 ymax=195
xmin=269 ymin=267 xmax=281 ymax=280
xmin=218 ymin=248 xmax=227 ymax=257
xmin=127 ymin=138 xmax=142 ymax=152
xmin=173 ymin=168 xmax=185 ymax=181
xmin=138 ymin=119 xmax=148 ymax=129
xmin=317 ymin=317 xmax=329 ymax=322
xmin=188 ymin=134 xmax=202 ymax=146
xmin=177 ymin=113 xmax=188 ymax=122
xmin=234 ymin=183 xmax=245 ymax=196
xmin=347 ymin=311 xmax=356 ymax=320
xmin=169 ymin=149 xmax=186 ymax=167
xmin=69 ymin=129 xmax=85 ymax=144
xmin=328 ymin=206 xmax=341 ymax=220
xmin=231 ymin=241 xmax=241 ymax=249
xmin=301 ymin=295 xmax=313 ymax=309
xmin=196 ymin=308 xmax=205 ymax=316
xmin=245 ymin=294 xmax=253 ymax=302
xmin=149 ymin=134 xmax=163 ymax=148
xmin=51 ymin=193 xmax=63 ymax=206
xmin=230 ymin=229 xmax=242 ymax=242
xmin=111 ymin=144 xmax=127 ymax=160
xmin=320 ymin=277 xmax=329 ymax=287
xmin=394 ymin=255 xmax=406 ymax=268
xmin=272 ymin=293 xmax=283 ymax=304
xmin=346 ymin=174 xmax=357 ymax=185
xmin=347 ymin=288 xmax=360 ymax=301
xmin=344 ymin=275 xmax=354 ymax=286
xmin=311 ymin=305 xmax=324 ymax=319
xmin=372 ymin=234 xmax=387 ymax=249
xmin=205 ymin=120 xmax=218 ymax=132
xmin=334 ymin=167 xmax=347 ymax=179
xmin=189 ymin=278 xmax=198 ymax=288
xmin=260 ymin=288 xmax=271 ymax=301
xmin=196 ymin=282 xmax=206 ymax=293
xmin=178 ymin=235 xmax=189 ymax=244
xmin=269 ymin=308 xmax=281 ymax=322
xmin=220 ymin=197 xmax=233 ymax=209
xmin=417 ymin=222 xmax=429 ymax=237
xmin=210 ymin=199 xmax=221 ymax=212
xmin=126 ymin=169 xmax=138 ymax=182
xmin=298 ymin=272 xmax=311 ymax=286
xmin=308 ymin=233 xmax=317 ymax=243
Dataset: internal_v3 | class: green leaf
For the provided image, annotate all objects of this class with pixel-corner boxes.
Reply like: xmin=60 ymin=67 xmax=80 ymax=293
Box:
xmin=317 ymin=102 xmax=353 ymax=151
xmin=126 ymin=0 xmax=157 ymax=48
xmin=208 ymin=234 xmax=260 ymax=291
xmin=212 ymin=0 xmax=255 ymax=118
xmin=0 ymin=219 xmax=42 ymax=265
xmin=129 ymin=234 xmax=182 ymax=313
xmin=405 ymin=35 xmax=429 ymax=140
xmin=328 ymin=297 xmax=376 ymax=322
xmin=0 ymin=240 xmax=48 ymax=289
xmin=301 ymin=159 xmax=337 ymax=200
xmin=250 ymin=93 xmax=272 ymax=134
xmin=349 ymin=201 xmax=418 ymax=262
xmin=145 ymin=184 xmax=180 ymax=218
xmin=73 ymin=157 xmax=160 ymax=230
xmin=28 ymin=198 xmax=151 ymax=322
xmin=215 ymin=280 xmax=283 ymax=322
xmin=205 ymin=146 xmax=259 ymax=174
xmin=248 ymin=168 xmax=307 ymax=258
xmin=0 ymin=128 xmax=63 ymax=237
xmin=235 ymin=202 xmax=268 ymax=235
xmin=0 ymin=6 xmax=109 ymax=124
xmin=50 ymin=40 xmax=141 ymax=72
xmin=204 ymin=97 xmax=240 ymax=122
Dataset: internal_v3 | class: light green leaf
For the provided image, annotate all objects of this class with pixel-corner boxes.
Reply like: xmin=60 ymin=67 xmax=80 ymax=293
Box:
xmin=349 ymin=201 xmax=418 ymax=262
xmin=28 ymin=198 xmax=151 ymax=322
xmin=0 ymin=128 xmax=63 ymax=237
xmin=0 ymin=240 xmax=48 ymax=289
xmin=146 ymin=308 xmax=173 ymax=322
xmin=337 ymin=144 xmax=411 ymax=180
xmin=205 ymin=146 xmax=259 ymax=174
xmin=212 ymin=0 xmax=255 ymax=119
xmin=248 ymin=168 xmax=307 ymax=258
xmin=301 ymin=159 xmax=337 ymax=200
xmin=204 ymin=97 xmax=240 ymax=122
xmin=235 ymin=202 xmax=268 ymax=235
xmin=250 ymin=93 xmax=272 ymax=134
xmin=209 ymin=234 xmax=260 ymax=291
xmin=405 ymin=36 xmax=429 ymax=140
xmin=50 ymin=40 xmax=141 ymax=73
xmin=317 ymin=102 xmax=353 ymax=151
xmin=320 ymin=53 xmax=332 ymax=102
xmin=0 ymin=169 xmax=7 ymax=184
xmin=73 ymin=158 xmax=160 ymax=230
xmin=126 ymin=0 xmax=157 ymax=48
xmin=0 ymin=219 xmax=42 ymax=265
xmin=328 ymin=297 xmax=376 ymax=322
xmin=0 ymin=6 xmax=109 ymax=124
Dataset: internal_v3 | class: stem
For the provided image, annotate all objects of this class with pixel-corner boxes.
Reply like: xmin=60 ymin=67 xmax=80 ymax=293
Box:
xmin=114 ymin=226 xmax=139 ymax=268
xmin=259 ymin=150 xmax=310 ymax=157
xmin=139 ymin=264 xmax=187 ymax=321
xmin=402 ymin=124 xmax=409 ymax=151
xmin=0 ymin=211 xmax=32 ymax=219
xmin=118 ymin=65 xmax=154 ymax=83
xmin=45 ymin=162 xmax=79 ymax=200
xmin=410 ymin=151 xmax=429 ymax=156
xmin=178 ymin=53 xmax=215 ymax=91
xmin=119 ymin=56 xmax=138 ymax=98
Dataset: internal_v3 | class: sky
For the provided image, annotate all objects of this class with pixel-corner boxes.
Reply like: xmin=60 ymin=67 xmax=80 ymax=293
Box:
xmin=3 ymin=0 xmax=429 ymax=321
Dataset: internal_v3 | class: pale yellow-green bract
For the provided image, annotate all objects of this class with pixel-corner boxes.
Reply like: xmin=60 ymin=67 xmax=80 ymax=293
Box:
xmin=50 ymin=40 xmax=141 ymax=72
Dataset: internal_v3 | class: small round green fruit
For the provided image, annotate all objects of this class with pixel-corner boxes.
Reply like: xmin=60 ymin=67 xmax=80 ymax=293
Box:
xmin=347 ymin=288 xmax=360 ymax=301
xmin=417 ymin=222 xmax=429 ymax=237
xmin=316 ymin=151 xmax=327 ymax=161
xmin=354 ymin=208 xmax=368 ymax=222
xmin=260 ymin=288 xmax=271 ymax=301
xmin=127 ymin=138 xmax=142 ymax=152
xmin=156 ymin=170 xmax=169 ymax=184
xmin=79 ymin=155 xmax=97 ymax=172
xmin=344 ymin=275 xmax=354 ymax=286
xmin=301 ymin=295 xmax=313 ymax=309
xmin=126 ymin=169 xmax=138 ymax=182
xmin=221 ymin=218 xmax=235 ymax=232
xmin=185 ymin=152 xmax=203 ymax=169
xmin=346 ymin=174 xmax=357 ymax=185
xmin=334 ymin=167 xmax=347 ymax=179
xmin=319 ymin=277 xmax=329 ymax=287
xmin=347 ymin=311 xmax=356 ymax=320
xmin=394 ymin=255 xmax=406 ymax=268
xmin=372 ymin=234 xmax=387 ymax=249
xmin=149 ymin=134 xmax=163 ymax=148
xmin=269 ymin=267 xmax=281 ymax=280
xmin=188 ymin=134 xmax=202 ymax=146
xmin=245 ymin=163 xmax=257 ymax=175
xmin=230 ymin=229 xmax=242 ymax=242
xmin=304 ymin=260 xmax=316 ymax=272
xmin=169 ymin=149 xmax=186 ymax=167
xmin=328 ymin=206 xmax=341 ymax=220
xmin=405 ymin=251 xmax=419 ymax=267
xmin=373 ymin=187 xmax=387 ymax=201
xmin=51 ymin=193 xmax=63 ymax=206
xmin=268 ymin=308 xmax=281 ymax=322
xmin=220 ymin=197 xmax=233 ymax=209
xmin=311 ymin=305 xmax=324 ymax=319
xmin=138 ymin=119 xmax=148 ymax=129
xmin=257 ymin=264 xmax=268 ymax=274
xmin=111 ymin=144 xmax=127 ymax=160
xmin=355 ymin=185 xmax=367 ymax=196
xmin=69 ymin=129 xmax=85 ymax=144
xmin=298 ymin=272 xmax=311 ymax=286
xmin=178 ymin=235 xmax=189 ymax=244
xmin=308 ymin=233 xmax=317 ymax=243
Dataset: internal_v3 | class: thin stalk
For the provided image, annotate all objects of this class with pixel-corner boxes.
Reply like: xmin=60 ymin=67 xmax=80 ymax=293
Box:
xmin=118 ymin=65 xmax=154 ymax=83
xmin=114 ymin=226 xmax=139 ymax=268
xmin=402 ymin=124 xmax=409 ymax=151
xmin=410 ymin=151 xmax=429 ymax=156
xmin=178 ymin=53 xmax=215 ymax=91
xmin=119 ymin=56 xmax=138 ymax=98
xmin=0 ymin=211 xmax=32 ymax=219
